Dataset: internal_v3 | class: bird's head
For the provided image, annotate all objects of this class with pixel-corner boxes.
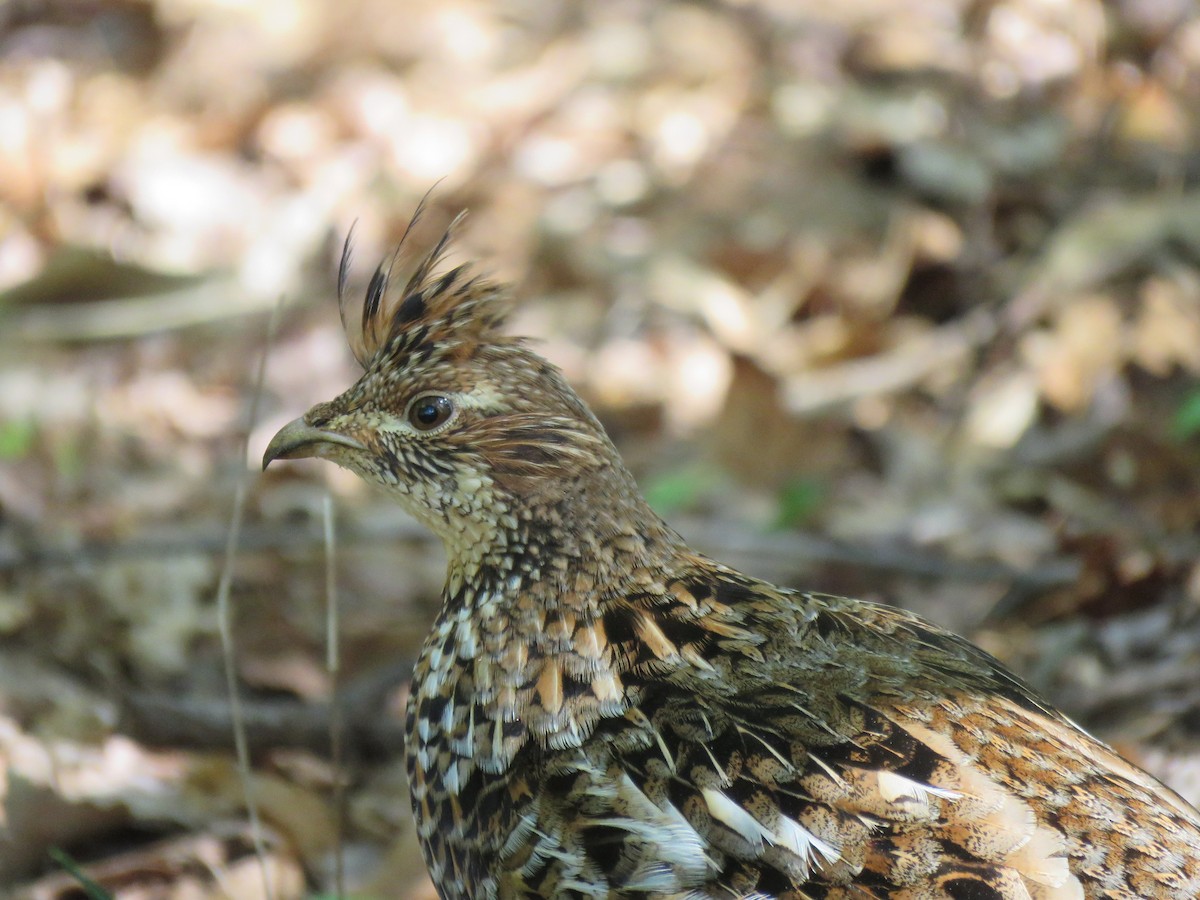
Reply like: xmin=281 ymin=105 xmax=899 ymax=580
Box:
xmin=263 ymin=218 xmax=648 ymax=573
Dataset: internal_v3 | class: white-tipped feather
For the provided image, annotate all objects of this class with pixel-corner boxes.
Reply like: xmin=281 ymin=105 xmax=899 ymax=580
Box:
xmin=702 ymin=788 xmax=770 ymax=852
xmin=771 ymin=814 xmax=841 ymax=868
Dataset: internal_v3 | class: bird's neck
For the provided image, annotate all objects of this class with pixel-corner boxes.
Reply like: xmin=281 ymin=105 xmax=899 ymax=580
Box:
xmin=414 ymin=485 xmax=687 ymax=764
xmin=442 ymin=493 xmax=686 ymax=649
xmin=439 ymin=454 xmax=680 ymax=608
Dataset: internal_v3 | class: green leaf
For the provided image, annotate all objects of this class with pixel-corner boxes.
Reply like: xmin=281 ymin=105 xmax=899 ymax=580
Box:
xmin=0 ymin=418 xmax=36 ymax=460
xmin=773 ymin=477 xmax=824 ymax=529
xmin=1173 ymin=389 xmax=1200 ymax=440
xmin=644 ymin=464 xmax=720 ymax=515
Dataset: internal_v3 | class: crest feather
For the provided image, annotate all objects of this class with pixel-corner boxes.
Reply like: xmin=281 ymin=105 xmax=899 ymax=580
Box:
xmin=337 ymin=205 xmax=510 ymax=369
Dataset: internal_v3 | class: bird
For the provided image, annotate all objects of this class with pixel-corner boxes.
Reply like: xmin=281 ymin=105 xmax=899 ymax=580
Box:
xmin=263 ymin=215 xmax=1200 ymax=899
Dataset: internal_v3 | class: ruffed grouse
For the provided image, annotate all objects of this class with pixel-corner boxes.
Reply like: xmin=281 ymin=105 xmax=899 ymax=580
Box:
xmin=263 ymin=221 xmax=1200 ymax=899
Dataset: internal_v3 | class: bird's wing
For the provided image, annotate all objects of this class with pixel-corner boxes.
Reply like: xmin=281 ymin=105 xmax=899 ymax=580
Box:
xmin=479 ymin=569 xmax=1200 ymax=898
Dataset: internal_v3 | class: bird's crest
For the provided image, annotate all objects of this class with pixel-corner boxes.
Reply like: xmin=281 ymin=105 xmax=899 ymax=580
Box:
xmin=337 ymin=204 xmax=511 ymax=370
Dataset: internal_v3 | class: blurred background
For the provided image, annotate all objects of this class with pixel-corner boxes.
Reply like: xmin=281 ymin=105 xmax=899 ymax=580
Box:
xmin=3 ymin=0 xmax=1200 ymax=896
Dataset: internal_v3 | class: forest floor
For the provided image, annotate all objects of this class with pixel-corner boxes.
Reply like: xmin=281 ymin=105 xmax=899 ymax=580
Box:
xmin=3 ymin=1 xmax=1200 ymax=897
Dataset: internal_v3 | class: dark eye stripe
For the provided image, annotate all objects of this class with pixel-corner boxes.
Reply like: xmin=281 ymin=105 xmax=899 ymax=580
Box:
xmin=409 ymin=395 xmax=455 ymax=431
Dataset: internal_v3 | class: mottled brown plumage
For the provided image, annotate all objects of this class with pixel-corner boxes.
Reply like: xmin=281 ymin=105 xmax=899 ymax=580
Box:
xmin=264 ymin=219 xmax=1200 ymax=899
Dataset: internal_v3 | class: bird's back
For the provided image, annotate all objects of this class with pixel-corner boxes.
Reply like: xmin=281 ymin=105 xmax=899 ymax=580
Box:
xmin=406 ymin=556 xmax=1200 ymax=899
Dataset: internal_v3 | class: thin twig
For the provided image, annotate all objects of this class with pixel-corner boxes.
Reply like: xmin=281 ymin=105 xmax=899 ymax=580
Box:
xmin=323 ymin=494 xmax=346 ymax=900
xmin=0 ymin=515 xmax=433 ymax=571
xmin=6 ymin=275 xmax=277 ymax=341
xmin=120 ymin=660 xmax=412 ymax=757
xmin=5 ymin=513 xmax=1096 ymax=592
xmin=215 ymin=300 xmax=284 ymax=900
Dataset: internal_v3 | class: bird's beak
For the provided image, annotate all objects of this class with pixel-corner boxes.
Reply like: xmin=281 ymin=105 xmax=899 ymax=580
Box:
xmin=262 ymin=416 xmax=367 ymax=470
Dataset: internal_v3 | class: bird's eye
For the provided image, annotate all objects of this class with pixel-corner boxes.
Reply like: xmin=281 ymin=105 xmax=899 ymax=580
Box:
xmin=407 ymin=395 xmax=455 ymax=432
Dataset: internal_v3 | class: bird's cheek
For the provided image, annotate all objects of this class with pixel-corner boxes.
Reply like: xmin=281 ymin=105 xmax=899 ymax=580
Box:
xmin=322 ymin=439 xmax=388 ymax=482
